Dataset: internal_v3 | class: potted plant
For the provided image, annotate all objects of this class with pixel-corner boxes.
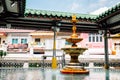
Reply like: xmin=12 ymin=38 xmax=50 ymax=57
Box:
xmin=0 ymin=50 xmax=7 ymax=58
xmin=0 ymin=50 xmax=7 ymax=67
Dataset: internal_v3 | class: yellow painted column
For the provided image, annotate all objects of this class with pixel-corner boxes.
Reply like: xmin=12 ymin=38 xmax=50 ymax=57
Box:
xmin=52 ymin=27 xmax=57 ymax=69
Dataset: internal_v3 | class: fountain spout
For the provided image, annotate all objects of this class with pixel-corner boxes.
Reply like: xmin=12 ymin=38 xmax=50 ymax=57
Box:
xmin=71 ymin=14 xmax=78 ymax=38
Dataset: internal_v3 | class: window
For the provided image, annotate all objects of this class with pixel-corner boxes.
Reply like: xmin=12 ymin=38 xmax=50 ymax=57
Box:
xmin=12 ymin=38 xmax=18 ymax=44
xmin=89 ymin=36 xmax=91 ymax=42
xmin=96 ymin=36 xmax=98 ymax=42
xmin=65 ymin=41 xmax=72 ymax=45
xmin=93 ymin=36 xmax=95 ymax=42
xmin=114 ymin=43 xmax=120 ymax=54
xmin=100 ymin=36 xmax=102 ymax=42
xmin=35 ymin=38 xmax=40 ymax=42
xmin=89 ymin=33 xmax=103 ymax=42
xmin=21 ymin=38 xmax=27 ymax=44
xmin=0 ymin=38 xmax=1 ymax=44
xmin=35 ymin=38 xmax=40 ymax=45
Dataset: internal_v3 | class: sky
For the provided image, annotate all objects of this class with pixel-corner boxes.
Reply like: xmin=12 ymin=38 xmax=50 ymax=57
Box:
xmin=26 ymin=0 xmax=120 ymax=15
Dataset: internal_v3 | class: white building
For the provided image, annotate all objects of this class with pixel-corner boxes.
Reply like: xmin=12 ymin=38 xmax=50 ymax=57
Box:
xmin=0 ymin=28 xmax=68 ymax=60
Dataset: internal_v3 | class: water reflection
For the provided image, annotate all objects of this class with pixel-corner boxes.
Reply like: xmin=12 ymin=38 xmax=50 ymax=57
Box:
xmin=62 ymin=74 xmax=88 ymax=80
xmin=52 ymin=73 xmax=56 ymax=80
xmin=105 ymin=70 xmax=109 ymax=80
xmin=0 ymin=68 xmax=120 ymax=80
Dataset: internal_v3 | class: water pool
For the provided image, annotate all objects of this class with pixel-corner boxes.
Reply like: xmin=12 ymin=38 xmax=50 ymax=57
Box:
xmin=0 ymin=68 xmax=120 ymax=80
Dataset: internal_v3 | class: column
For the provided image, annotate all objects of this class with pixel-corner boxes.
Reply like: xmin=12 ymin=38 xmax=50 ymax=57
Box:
xmin=104 ymin=29 xmax=109 ymax=69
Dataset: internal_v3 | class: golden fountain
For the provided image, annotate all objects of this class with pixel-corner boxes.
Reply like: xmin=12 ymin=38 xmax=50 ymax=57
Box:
xmin=60 ymin=14 xmax=89 ymax=74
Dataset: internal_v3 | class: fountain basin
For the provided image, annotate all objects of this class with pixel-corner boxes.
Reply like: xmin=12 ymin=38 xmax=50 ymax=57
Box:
xmin=60 ymin=66 xmax=89 ymax=74
xmin=66 ymin=38 xmax=83 ymax=47
xmin=62 ymin=47 xmax=87 ymax=54
xmin=61 ymin=47 xmax=89 ymax=74
xmin=66 ymin=38 xmax=83 ymax=44
xmin=62 ymin=47 xmax=87 ymax=63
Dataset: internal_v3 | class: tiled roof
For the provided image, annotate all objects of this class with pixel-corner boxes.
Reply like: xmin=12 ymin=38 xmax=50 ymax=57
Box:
xmin=25 ymin=9 xmax=97 ymax=20
xmin=96 ymin=3 xmax=120 ymax=20
xmin=24 ymin=2 xmax=120 ymax=22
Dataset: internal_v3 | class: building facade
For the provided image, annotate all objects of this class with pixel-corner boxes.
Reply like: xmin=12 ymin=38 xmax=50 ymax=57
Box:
xmin=0 ymin=28 xmax=115 ymax=55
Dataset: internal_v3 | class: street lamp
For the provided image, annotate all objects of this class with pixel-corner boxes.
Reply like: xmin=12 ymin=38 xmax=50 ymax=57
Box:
xmin=51 ymin=20 xmax=61 ymax=69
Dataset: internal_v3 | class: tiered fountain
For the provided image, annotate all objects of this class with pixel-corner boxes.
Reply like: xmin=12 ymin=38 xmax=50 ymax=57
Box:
xmin=60 ymin=15 xmax=89 ymax=74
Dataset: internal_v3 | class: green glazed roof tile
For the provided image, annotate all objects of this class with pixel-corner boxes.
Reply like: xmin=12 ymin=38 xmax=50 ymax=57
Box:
xmin=25 ymin=2 xmax=120 ymax=21
xmin=97 ymin=3 xmax=120 ymax=20
xmin=35 ymin=12 xmax=40 ymax=15
xmin=25 ymin=9 xmax=97 ymax=20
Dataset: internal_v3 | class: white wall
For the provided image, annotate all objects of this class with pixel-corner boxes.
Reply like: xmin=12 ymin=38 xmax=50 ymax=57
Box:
xmin=7 ymin=32 xmax=31 ymax=44
xmin=44 ymin=39 xmax=65 ymax=60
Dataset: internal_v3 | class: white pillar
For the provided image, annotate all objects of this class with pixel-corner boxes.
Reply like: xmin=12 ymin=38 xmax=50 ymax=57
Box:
xmin=30 ymin=47 xmax=33 ymax=55
xmin=23 ymin=62 xmax=29 ymax=68
xmin=116 ymin=45 xmax=119 ymax=55
xmin=89 ymin=62 xmax=94 ymax=68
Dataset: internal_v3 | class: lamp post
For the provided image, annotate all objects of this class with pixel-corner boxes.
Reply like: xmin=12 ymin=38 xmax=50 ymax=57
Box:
xmin=104 ymin=29 xmax=109 ymax=69
xmin=52 ymin=20 xmax=61 ymax=69
xmin=98 ymin=29 xmax=109 ymax=69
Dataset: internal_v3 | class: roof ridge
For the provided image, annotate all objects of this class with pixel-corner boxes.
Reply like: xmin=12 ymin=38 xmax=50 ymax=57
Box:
xmin=97 ymin=2 xmax=120 ymax=20
xmin=25 ymin=8 xmax=97 ymax=16
xmin=25 ymin=8 xmax=97 ymax=20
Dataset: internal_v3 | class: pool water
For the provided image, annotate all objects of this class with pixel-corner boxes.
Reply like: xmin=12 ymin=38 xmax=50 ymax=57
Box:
xmin=0 ymin=68 xmax=120 ymax=80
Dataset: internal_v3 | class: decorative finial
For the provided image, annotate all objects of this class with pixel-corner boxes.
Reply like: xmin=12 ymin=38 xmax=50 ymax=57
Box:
xmin=71 ymin=14 xmax=78 ymax=38
xmin=72 ymin=14 xmax=77 ymax=23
